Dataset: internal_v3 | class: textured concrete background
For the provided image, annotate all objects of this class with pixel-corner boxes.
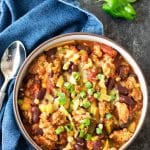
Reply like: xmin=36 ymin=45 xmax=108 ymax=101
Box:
xmin=79 ymin=0 xmax=150 ymax=149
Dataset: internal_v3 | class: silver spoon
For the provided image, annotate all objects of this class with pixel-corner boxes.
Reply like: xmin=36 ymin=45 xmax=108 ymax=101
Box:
xmin=0 ymin=41 xmax=26 ymax=110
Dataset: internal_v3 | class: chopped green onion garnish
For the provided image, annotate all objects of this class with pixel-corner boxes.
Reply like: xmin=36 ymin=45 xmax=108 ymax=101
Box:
xmin=87 ymin=88 xmax=94 ymax=95
xmin=94 ymin=92 xmax=101 ymax=99
xmin=80 ymin=91 xmax=86 ymax=98
xmin=109 ymin=89 xmax=117 ymax=101
xmin=72 ymin=72 xmax=80 ymax=81
xmin=18 ymin=99 xmax=23 ymax=105
xmin=110 ymin=95 xmax=116 ymax=101
xmin=57 ymin=92 xmax=67 ymax=105
xmin=79 ymin=124 xmax=85 ymax=130
xmin=79 ymin=130 xmax=85 ymax=138
xmin=106 ymin=113 xmax=113 ymax=119
xmin=82 ymin=118 xmax=90 ymax=126
xmin=85 ymin=81 xmax=93 ymax=89
xmin=82 ymin=99 xmax=91 ymax=108
xmin=85 ymin=134 xmax=92 ymax=141
xmin=55 ymin=126 xmax=64 ymax=135
xmin=98 ymin=123 xmax=103 ymax=129
xmin=71 ymin=91 xmax=76 ymax=98
xmin=64 ymin=124 xmax=73 ymax=132
xmin=97 ymin=74 xmax=105 ymax=80
xmin=96 ymin=128 xmax=102 ymax=134
xmin=64 ymin=82 xmax=74 ymax=92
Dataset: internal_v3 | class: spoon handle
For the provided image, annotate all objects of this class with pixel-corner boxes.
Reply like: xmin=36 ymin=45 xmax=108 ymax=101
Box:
xmin=0 ymin=78 xmax=10 ymax=110
xmin=0 ymin=92 xmax=6 ymax=110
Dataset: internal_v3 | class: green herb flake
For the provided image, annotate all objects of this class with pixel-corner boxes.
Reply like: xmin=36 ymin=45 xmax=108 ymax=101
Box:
xmin=55 ymin=126 xmax=64 ymax=135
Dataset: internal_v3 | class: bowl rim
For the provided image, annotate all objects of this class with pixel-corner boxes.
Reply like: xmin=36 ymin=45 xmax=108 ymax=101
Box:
xmin=13 ymin=32 xmax=148 ymax=150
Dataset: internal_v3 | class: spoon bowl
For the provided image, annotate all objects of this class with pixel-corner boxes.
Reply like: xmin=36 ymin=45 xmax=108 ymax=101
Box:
xmin=0 ymin=41 xmax=26 ymax=110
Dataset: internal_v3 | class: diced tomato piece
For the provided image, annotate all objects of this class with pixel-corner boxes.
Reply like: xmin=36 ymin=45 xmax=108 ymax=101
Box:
xmin=87 ymin=69 xmax=98 ymax=82
xmin=88 ymin=95 xmax=96 ymax=102
xmin=47 ymin=81 xmax=54 ymax=94
xmin=81 ymin=51 xmax=88 ymax=62
xmin=69 ymin=45 xmax=78 ymax=53
xmin=101 ymin=44 xmax=117 ymax=57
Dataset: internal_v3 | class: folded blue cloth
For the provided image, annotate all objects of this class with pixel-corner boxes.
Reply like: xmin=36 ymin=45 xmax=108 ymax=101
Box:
xmin=0 ymin=0 xmax=103 ymax=149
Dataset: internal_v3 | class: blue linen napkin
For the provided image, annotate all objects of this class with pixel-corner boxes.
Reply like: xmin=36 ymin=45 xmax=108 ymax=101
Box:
xmin=0 ymin=0 xmax=103 ymax=149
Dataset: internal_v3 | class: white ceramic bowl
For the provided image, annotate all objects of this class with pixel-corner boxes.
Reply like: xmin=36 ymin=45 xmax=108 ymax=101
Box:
xmin=13 ymin=33 xmax=148 ymax=150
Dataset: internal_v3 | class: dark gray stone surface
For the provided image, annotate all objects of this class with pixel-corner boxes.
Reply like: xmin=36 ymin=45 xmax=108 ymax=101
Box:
xmin=79 ymin=0 xmax=150 ymax=149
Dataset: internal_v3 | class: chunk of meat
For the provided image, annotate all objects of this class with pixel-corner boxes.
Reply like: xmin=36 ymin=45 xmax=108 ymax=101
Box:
xmin=109 ymin=128 xmax=133 ymax=144
xmin=51 ymin=110 xmax=68 ymax=125
xmin=29 ymin=54 xmax=47 ymax=75
xmin=101 ymin=55 xmax=115 ymax=78
xmin=117 ymin=65 xmax=130 ymax=80
xmin=72 ymin=109 xmax=91 ymax=125
xmin=101 ymin=44 xmax=117 ymax=57
xmin=93 ymin=43 xmax=102 ymax=58
xmin=43 ymin=124 xmax=58 ymax=142
xmin=131 ymin=88 xmax=142 ymax=102
xmin=124 ymin=76 xmax=139 ymax=90
xmin=98 ymin=101 xmax=112 ymax=119
xmin=34 ymin=135 xmax=56 ymax=149
xmin=58 ymin=132 xmax=67 ymax=146
xmin=115 ymin=102 xmax=129 ymax=124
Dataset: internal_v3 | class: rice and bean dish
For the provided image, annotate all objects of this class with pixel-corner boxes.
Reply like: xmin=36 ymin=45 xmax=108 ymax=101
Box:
xmin=18 ymin=41 xmax=143 ymax=150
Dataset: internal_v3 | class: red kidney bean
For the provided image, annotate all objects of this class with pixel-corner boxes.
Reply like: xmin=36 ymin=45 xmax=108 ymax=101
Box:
xmin=71 ymin=63 xmax=78 ymax=72
xmin=32 ymin=106 xmax=40 ymax=123
xmin=120 ymin=95 xmax=135 ymax=108
xmin=93 ymin=141 xmax=102 ymax=150
xmin=76 ymin=44 xmax=91 ymax=54
xmin=34 ymin=127 xmax=43 ymax=136
xmin=117 ymin=65 xmax=130 ymax=80
xmin=116 ymin=84 xmax=128 ymax=95
xmin=74 ymin=144 xmax=84 ymax=150
xmin=35 ymin=88 xmax=46 ymax=100
xmin=23 ymin=73 xmax=35 ymax=83
xmin=68 ymin=61 xmax=78 ymax=73
xmin=107 ymin=78 xmax=115 ymax=91
xmin=88 ymin=119 xmax=97 ymax=134
xmin=45 ymin=48 xmax=57 ymax=57
xmin=75 ymin=137 xmax=87 ymax=150
xmin=18 ymin=88 xmax=25 ymax=99
xmin=76 ymin=137 xmax=86 ymax=147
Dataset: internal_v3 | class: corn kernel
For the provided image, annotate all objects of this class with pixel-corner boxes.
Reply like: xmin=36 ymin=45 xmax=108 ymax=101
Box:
xmin=56 ymin=76 xmax=64 ymax=88
xmin=21 ymin=103 xmax=30 ymax=111
xmin=34 ymin=98 xmax=39 ymax=104
xmin=46 ymin=103 xmax=54 ymax=114
xmin=39 ymin=104 xmax=47 ymax=112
